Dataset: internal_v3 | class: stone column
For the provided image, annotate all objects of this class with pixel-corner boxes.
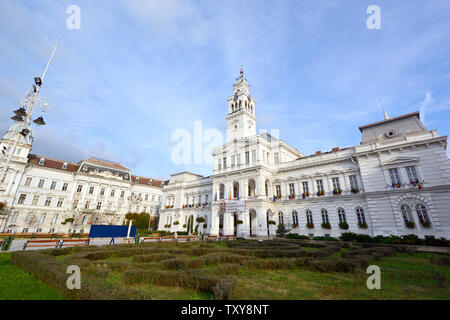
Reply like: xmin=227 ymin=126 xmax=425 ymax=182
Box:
xmin=209 ymin=206 xmax=220 ymax=236
xmin=223 ymin=212 xmax=233 ymax=235
xmin=240 ymin=211 xmax=250 ymax=238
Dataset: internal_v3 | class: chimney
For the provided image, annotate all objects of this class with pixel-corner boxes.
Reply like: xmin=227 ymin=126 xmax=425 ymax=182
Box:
xmin=315 ymin=151 xmax=322 ymax=155
xmin=332 ymin=147 xmax=340 ymax=152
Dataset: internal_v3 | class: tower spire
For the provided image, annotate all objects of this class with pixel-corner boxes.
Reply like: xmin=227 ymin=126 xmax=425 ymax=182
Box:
xmin=240 ymin=65 xmax=243 ymax=75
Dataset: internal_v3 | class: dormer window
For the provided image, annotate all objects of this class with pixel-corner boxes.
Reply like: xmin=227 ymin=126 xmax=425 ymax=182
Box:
xmin=62 ymin=162 xmax=68 ymax=170
xmin=39 ymin=158 xmax=45 ymax=165
xmin=136 ymin=177 xmax=139 ymax=183
xmin=83 ymin=166 xmax=88 ymax=171
xmin=149 ymin=179 xmax=153 ymax=185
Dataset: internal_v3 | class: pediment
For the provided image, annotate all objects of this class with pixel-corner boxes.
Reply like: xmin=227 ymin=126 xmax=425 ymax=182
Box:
xmin=381 ymin=157 xmax=419 ymax=167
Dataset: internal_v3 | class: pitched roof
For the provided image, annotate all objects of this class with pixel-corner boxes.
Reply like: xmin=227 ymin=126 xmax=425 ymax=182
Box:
xmin=28 ymin=154 xmax=79 ymax=172
xmin=84 ymin=158 xmax=130 ymax=171
xmin=358 ymin=112 xmax=420 ymax=132
xmin=131 ymin=175 xmax=163 ymax=187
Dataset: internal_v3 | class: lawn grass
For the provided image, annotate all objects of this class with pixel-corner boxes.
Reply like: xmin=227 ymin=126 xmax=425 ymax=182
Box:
xmin=0 ymin=252 xmax=64 ymax=300
xmin=8 ymin=240 xmax=450 ymax=300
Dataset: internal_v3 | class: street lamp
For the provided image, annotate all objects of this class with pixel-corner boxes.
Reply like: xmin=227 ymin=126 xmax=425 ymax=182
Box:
xmin=0 ymin=44 xmax=58 ymax=232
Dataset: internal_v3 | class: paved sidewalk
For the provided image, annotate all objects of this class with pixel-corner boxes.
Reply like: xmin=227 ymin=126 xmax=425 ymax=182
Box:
xmin=3 ymin=237 xmax=127 ymax=252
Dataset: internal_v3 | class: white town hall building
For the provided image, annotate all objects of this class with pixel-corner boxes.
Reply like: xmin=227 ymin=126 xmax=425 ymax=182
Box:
xmin=1 ymin=70 xmax=449 ymax=239
xmin=158 ymin=70 xmax=450 ymax=239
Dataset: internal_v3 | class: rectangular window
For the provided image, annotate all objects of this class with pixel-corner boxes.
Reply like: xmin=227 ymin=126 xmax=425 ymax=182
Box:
xmin=62 ymin=183 xmax=68 ymax=191
xmin=218 ymin=159 xmax=222 ymax=170
xmin=121 ymin=191 xmax=125 ymax=198
xmin=316 ymin=180 xmax=324 ymax=192
xmin=57 ymin=198 xmax=64 ymax=208
xmin=111 ymin=189 xmax=116 ymax=197
xmin=32 ymin=195 xmax=39 ymax=206
xmin=50 ymin=181 xmax=57 ymax=190
xmin=332 ymin=177 xmax=340 ymax=190
xmin=389 ymin=168 xmax=401 ymax=184
xmin=18 ymin=194 xmax=27 ymax=205
xmin=349 ymin=175 xmax=358 ymax=189
xmin=89 ymin=186 xmax=94 ymax=194
xmin=44 ymin=197 xmax=52 ymax=207
xmin=25 ymin=177 xmax=32 ymax=186
xmin=38 ymin=179 xmax=45 ymax=188
xmin=245 ymin=151 xmax=250 ymax=164
xmin=289 ymin=183 xmax=295 ymax=196
xmin=302 ymin=182 xmax=309 ymax=194
xmin=73 ymin=199 xmax=79 ymax=209
xmin=77 ymin=185 xmax=83 ymax=193
xmin=223 ymin=157 xmax=227 ymax=169
xmin=85 ymin=200 xmax=90 ymax=209
xmin=100 ymin=188 xmax=105 ymax=196
xmin=231 ymin=155 xmax=235 ymax=167
xmin=96 ymin=202 xmax=102 ymax=210
xmin=405 ymin=166 xmax=418 ymax=183
xmin=145 ymin=193 xmax=148 ymax=201
xmin=275 ymin=185 xmax=281 ymax=197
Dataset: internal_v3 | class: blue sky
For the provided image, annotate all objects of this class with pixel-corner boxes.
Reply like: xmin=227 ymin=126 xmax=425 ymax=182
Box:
xmin=0 ymin=0 xmax=449 ymax=179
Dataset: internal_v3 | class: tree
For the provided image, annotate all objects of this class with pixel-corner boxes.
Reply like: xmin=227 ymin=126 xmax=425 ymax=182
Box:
xmin=276 ymin=224 xmax=290 ymax=238
xmin=126 ymin=212 xmax=150 ymax=230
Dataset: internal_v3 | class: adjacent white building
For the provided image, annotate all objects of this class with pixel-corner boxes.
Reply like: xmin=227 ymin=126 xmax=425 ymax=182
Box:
xmin=0 ymin=123 xmax=163 ymax=234
xmin=159 ymin=70 xmax=450 ymax=239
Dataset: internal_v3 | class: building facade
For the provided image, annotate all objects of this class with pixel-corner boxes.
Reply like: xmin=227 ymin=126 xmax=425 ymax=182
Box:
xmin=0 ymin=123 xmax=163 ymax=234
xmin=159 ymin=70 xmax=450 ymax=239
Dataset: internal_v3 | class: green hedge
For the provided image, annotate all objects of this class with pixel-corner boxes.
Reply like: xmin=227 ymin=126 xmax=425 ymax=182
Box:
xmin=339 ymin=232 xmax=449 ymax=247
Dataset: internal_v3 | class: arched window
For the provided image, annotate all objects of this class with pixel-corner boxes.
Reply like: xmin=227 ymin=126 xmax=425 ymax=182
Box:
xmin=11 ymin=211 xmax=19 ymax=223
xmin=400 ymin=204 xmax=413 ymax=223
xmin=292 ymin=211 xmax=298 ymax=225
xmin=356 ymin=207 xmax=366 ymax=224
xmin=321 ymin=209 xmax=329 ymax=224
xmin=82 ymin=215 xmax=88 ymax=225
xmin=278 ymin=211 xmax=284 ymax=225
xmin=25 ymin=212 xmax=34 ymax=224
xmin=306 ymin=210 xmax=313 ymax=224
xmin=415 ymin=204 xmax=430 ymax=224
xmin=51 ymin=214 xmax=58 ymax=225
xmin=219 ymin=184 xmax=225 ymax=200
xmin=337 ymin=208 xmax=346 ymax=223
xmin=231 ymin=104 xmax=234 ymax=112
xmin=38 ymin=213 xmax=46 ymax=225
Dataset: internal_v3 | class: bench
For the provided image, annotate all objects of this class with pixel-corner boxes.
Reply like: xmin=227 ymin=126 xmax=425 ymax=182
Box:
xmin=221 ymin=235 xmax=236 ymax=241
xmin=141 ymin=237 xmax=161 ymax=243
xmin=161 ymin=236 xmax=175 ymax=242
xmin=176 ymin=236 xmax=190 ymax=242
xmin=206 ymin=235 xmax=218 ymax=241
xmin=23 ymin=239 xmax=61 ymax=250
xmin=60 ymin=239 xmax=90 ymax=248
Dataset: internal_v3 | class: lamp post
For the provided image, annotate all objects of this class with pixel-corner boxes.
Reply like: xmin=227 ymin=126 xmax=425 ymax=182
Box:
xmin=0 ymin=44 xmax=58 ymax=232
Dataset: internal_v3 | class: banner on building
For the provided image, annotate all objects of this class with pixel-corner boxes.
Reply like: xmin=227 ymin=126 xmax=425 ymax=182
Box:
xmin=224 ymin=200 xmax=249 ymax=213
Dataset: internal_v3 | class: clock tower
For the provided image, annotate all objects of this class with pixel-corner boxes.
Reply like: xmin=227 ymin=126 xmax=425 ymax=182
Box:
xmin=226 ymin=67 xmax=257 ymax=142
